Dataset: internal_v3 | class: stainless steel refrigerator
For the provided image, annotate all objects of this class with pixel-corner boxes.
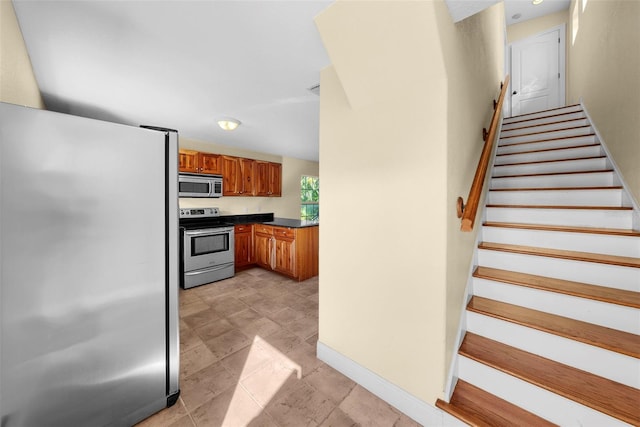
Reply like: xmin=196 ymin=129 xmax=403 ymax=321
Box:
xmin=0 ymin=102 xmax=180 ymax=426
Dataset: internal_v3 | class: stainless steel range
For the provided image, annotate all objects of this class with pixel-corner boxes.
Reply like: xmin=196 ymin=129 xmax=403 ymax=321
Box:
xmin=179 ymin=207 xmax=235 ymax=289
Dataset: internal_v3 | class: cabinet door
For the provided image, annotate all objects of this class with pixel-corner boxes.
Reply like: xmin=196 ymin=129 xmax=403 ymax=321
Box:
xmin=179 ymin=149 xmax=198 ymax=173
xmin=274 ymin=236 xmax=295 ymax=277
xmin=269 ymin=162 xmax=282 ymax=197
xmin=222 ymin=156 xmax=240 ymax=196
xmin=234 ymin=225 xmax=254 ymax=267
xmin=255 ymin=161 xmax=270 ymax=196
xmin=254 ymin=233 xmax=272 ymax=269
xmin=199 ymin=153 xmax=222 ymax=175
xmin=239 ymin=158 xmax=255 ymax=196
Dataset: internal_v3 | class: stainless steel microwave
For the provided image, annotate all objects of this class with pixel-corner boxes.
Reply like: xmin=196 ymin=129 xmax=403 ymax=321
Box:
xmin=178 ymin=173 xmax=223 ymax=198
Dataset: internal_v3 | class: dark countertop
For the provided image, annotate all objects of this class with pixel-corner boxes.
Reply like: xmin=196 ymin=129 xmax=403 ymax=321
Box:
xmin=218 ymin=213 xmax=318 ymax=228
xmin=262 ymin=217 xmax=319 ymax=228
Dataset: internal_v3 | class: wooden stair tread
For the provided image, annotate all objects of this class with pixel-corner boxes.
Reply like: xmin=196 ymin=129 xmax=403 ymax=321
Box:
xmin=459 ymin=333 xmax=640 ymax=425
xmin=494 ymin=155 xmax=606 ymax=167
xmin=505 ymin=104 xmax=582 ymax=122
xmin=500 ymin=125 xmax=592 ymax=140
xmin=479 ymin=242 xmax=640 ymax=268
xmin=436 ymin=379 xmax=558 ymax=427
xmin=496 ymin=143 xmax=600 ymax=157
xmin=489 ymin=186 xmax=622 ymax=192
xmin=492 ymin=169 xmax=613 ymax=179
xmin=485 ymin=204 xmax=632 ymax=210
xmin=474 ymin=266 xmax=640 ymax=308
xmin=468 ymin=296 xmax=640 ymax=357
xmin=499 ymin=133 xmax=596 ymax=148
xmin=482 ymin=221 xmax=640 ymax=237
xmin=502 ymin=118 xmax=588 ymax=133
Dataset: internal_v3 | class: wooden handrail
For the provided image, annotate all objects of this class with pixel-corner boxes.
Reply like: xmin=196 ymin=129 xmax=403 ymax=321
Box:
xmin=457 ymin=75 xmax=510 ymax=232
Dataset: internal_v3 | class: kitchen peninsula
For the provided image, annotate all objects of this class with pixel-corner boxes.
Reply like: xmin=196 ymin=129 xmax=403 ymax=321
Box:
xmin=228 ymin=213 xmax=319 ymax=282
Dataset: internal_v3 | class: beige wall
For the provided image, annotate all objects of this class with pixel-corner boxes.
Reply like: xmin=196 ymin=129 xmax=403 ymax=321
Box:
xmin=507 ymin=9 xmax=569 ymax=44
xmin=568 ymin=0 xmax=640 ymax=205
xmin=316 ymin=0 xmax=503 ymax=404
xmin=0 ymin=0 xmax=44 ymax=107
xmin=179 ymin=137 xmax=318 ymax=218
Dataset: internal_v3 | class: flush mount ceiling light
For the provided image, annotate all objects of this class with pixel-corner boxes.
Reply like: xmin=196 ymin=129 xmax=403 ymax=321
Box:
xmin=512 ymin=13 xmax=522 ymax=19
xmin=217 ymin=118 xmax=241 ymax=131
xmin=532 ymin=0 xmax=544 ymax=4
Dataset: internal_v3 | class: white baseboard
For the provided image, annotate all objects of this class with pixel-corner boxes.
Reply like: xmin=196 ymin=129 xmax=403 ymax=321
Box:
xmin=316 ymin=341 xmax=465 ymax=426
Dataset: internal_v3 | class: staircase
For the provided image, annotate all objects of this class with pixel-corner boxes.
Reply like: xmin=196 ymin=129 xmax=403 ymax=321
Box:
xmin=437 ymin=104 xmax=640 ymax=426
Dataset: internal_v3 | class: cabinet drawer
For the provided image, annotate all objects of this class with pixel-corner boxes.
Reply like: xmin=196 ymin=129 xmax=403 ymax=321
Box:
xmin=255 ymin=224 xmax=273 ymax=235
xmin=273 ymin=227 xmax=295 ymax=239
xmin=235 ymin=224 xmax=253 ymax=234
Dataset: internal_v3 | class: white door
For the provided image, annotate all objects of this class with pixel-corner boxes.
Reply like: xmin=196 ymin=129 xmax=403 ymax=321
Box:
xmin=510 ymin=25 xmax=565 ymax=117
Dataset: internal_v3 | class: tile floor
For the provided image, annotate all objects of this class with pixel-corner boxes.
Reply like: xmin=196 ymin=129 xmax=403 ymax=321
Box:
xmin=137 ymin=268 xmax=421 ymax=427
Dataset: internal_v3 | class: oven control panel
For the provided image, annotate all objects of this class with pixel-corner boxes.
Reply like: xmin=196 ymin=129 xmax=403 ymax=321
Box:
xmin=179 ymin=207 xmax=220 ymax=218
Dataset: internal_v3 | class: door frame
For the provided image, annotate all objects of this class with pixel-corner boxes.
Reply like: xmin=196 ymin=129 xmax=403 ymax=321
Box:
xmin=508 ymin=23 xmax=566 ymax=117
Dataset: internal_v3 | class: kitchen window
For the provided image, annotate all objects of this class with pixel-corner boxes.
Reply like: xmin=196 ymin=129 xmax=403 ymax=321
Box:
xmin=300 ymin=175 xmax=319 ymax=222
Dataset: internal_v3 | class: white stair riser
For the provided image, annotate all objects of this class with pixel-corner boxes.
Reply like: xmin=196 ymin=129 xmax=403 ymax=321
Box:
xmin=485 ymin=207 xmax=632 ymax=228
xmin=503 ymin=105 xmax=584 ymax=124
xmin=466 ymin=312 xmax=639 ymax=387
xmin=502 ymin=111 xmax=586 ymax=131
xmin=497 ymin=135 xmax=598 ymax=155
xmin=501 ymin=119 xmax=590 ymax=137
xmin=500 ymin=127 xmax=593 ymax=145
xmin=472 ymin=278 xmax=640 ymax=334
xmin=493 ymin=158 xmax=608 ymax=177
xmin=481 ymin=227 xmax=640 ymax=257
xmin=477 ymin=249 xmax=640 ymax=291
xmin=491 ymin=172 xmax=614 ymax=189
xmin=488 ymin=189 xmax=624 ymax=207
xmin=458 ymin=356 xmax=629 ymax=427
xmin=494 ymin=145 xmax=602 ymax=165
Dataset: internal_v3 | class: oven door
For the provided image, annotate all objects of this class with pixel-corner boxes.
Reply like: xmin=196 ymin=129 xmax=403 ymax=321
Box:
xmin=183 ymin=226 xmax=235 ymax=272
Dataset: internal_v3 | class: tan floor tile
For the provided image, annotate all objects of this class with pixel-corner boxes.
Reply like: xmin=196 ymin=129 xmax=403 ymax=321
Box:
xmin=285 ymin=315 xmax=318 ymax=340
xmin=258 ymin=328 xmax=304 ymax=355
xmin=182 ymin=308 xmax=222 ymax=330
xmin=241 ymin=316 xmax=282 ymax=338
xmin=339 ymin=386 xmax=401 ymax=426
xmin=135 ymin=398 xmax=189 ymax=426
xmin=279 ymin=343 xmax=323 ymax=378
xmin=250 ymin=297 xmax=288 ymax=316
xmin=208 ymin=295 xmax=250 ymax=317
xmin=305 ymin=364 xmax=356 ymax=405
xmin=237 ymin=291 xmax=268 ymax=306
xmin=293 ymin=283 xmax=318 ymax=298
xmin=204 ymin=328 xmax=252 ymax=361
xmin=270 ymin=307 xmax=306 ymax=325
xmin=228 ymin=308 xmax=263 ymax=328
xmin=190 ymin=386 xmax=264 ymax=427
xmin=305 ymin=334 xmax=319 ymax=347
xmin=220 ymin=338 xmax=274 ymax=380
xmin=194 ymin=318 xmax=235 ymax=341
xmin=319 ymin=407 xmax=359 ymax=427
xmin=273 ymin=292 xmax=306 ymax=308
xmin=179 ymin=326 xmax=205 ymax=354
xmin=180 ymin=343 xmax=218 ymax=379
xmin=263 ymin=380 xmax=336 ymax=427
xmin=246 ymin=412 xmax=280 ymax=427
xmin=180 ymin=361 xmax=238 ymax=412
xmin=393 ymin=413 xmax=423 ymax=427
xmin=180 ymin=300 xmax=209 ymax=318
xmin=241 ymin=359 xmax=299 ymax=407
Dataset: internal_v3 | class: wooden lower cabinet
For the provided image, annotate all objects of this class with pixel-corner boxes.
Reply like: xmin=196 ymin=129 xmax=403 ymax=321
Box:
xmin=234 ymin=224 xmax=254 ymax=268
xmin=238 ymin=223 xmax=318 ymax=281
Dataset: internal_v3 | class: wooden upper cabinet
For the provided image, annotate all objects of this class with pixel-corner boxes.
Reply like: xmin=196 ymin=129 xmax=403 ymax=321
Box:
xmin=222 ymin=155 xmax=240 ymax=196
xmin=178 ymin=149 xmax=199 ymax=173
xmin=178 ymin=149 xmax=221 ymax=175
xmin=255 ymin=161 xmax=282 ymax=197
xmin=239 ymin=158 xmax=256 ymax=196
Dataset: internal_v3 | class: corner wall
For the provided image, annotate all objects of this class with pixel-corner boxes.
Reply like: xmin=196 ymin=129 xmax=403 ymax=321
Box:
xmin=0 ymin=0 xmax=43 ymax=108
xmin=568 ymin=0 xmax=640 ymax=205
xmin=316 ymin=0 xmax=504 ymax=407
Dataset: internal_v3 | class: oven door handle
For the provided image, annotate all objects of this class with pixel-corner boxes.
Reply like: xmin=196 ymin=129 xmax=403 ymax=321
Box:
xmin=184 ymin=264 xmax=233 ymax=276
xmin=185 ymin=228 xmax=233 ymax=237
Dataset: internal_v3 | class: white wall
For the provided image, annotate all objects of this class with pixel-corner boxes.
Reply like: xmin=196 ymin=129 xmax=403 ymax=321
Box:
xmin=0 ymin=0 xmax=44 ymax=108
xmin=568 ymin=0 xmax=640 ymax=206
xmin=316 ymin=0 xmax=504 ymax=404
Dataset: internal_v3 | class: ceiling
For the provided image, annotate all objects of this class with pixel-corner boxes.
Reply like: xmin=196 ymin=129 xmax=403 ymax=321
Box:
xmin=13 ymin=0 xmax=569 ymax=163
xmin=504 ymin=0 xmax=571 ymax=26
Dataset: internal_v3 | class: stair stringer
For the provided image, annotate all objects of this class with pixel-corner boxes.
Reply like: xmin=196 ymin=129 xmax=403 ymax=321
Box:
xmin=440 ymin=104 xmax=640 ymax=426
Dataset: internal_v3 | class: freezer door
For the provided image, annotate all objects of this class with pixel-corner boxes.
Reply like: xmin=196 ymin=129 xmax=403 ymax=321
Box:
xmin=0 ymin=103 xmax=178 ymax=426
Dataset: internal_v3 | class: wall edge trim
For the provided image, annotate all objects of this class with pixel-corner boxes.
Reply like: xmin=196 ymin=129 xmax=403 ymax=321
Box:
xmin=316 ymin=341 xmax=458 ymax=426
